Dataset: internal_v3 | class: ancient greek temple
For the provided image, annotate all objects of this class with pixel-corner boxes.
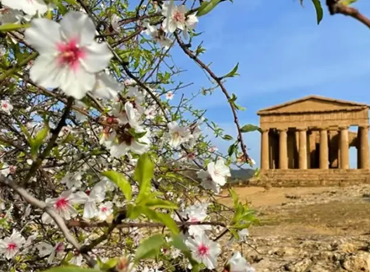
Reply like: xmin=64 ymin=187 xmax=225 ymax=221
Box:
xmin=254 ymin=95 xmax=370 ymax=186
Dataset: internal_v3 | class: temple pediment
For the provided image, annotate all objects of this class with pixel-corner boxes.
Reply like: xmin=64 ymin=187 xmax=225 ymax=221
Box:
xmin=257 ymin=95 xmax=369 ymax=115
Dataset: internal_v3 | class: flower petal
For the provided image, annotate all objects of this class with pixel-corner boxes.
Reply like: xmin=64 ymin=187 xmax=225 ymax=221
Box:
xmin=24 ymin=18 xmax=61 ymax=54
xmin=29 ymin=55 xmax=60 ymax=89
xmin=60 ymin=11 xmax=95 ymax=47
xmin=59 ymin=68 xmax=95 ymax=99
xmin=81 ymin=42 xmax=113 ymax=73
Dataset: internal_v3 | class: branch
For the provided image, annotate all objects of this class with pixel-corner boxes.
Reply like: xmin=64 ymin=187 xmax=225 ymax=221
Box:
xmin=326 ymin=0 xmax=370 ymax=29
xmin=0 ymin=175 xmax=96 ymax=267
xmin=174 ymin=32 xmax=250 ymax=162
xmin=68 ymin=219 xmax=227 ymax=229
xmin=22 ymin=97 xmax=74 ymax=186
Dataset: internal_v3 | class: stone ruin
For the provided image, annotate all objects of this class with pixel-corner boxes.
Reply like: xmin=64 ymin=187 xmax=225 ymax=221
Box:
xmin=250 ymin=95 xmax=370 ymax=187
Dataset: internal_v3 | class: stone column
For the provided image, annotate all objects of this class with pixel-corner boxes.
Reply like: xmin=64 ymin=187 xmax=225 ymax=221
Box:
xmin=261 ymin=129 xmax=269 ymax=170
xmin=288 ymin=132 xmax=295 ymax=169
xmin=298 ymin=128 xmax=307 ymax=169
xmin=319 ymin=128 xmax=328 ymax=169
xmin=339 ymin=126 xmax=349 ymax=169
xmin=278 ymin=128 xmax=288 ymax=169
xmin=309 ymin=131 xmax=317 ymax=168
xmin=359 ymin=125 xmax=370 ymax=170
xmin=357 ymin=127 xmax=362 ymax=169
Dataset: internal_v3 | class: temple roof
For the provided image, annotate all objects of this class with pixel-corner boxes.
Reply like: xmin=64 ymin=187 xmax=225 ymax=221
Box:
xmin=257 ymin=95 xmax=369 ymax=115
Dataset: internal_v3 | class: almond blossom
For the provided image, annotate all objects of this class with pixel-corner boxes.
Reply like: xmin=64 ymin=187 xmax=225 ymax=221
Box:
xmin=208 ymin=158 xmax=230 ymax=186
xmin=98 ymin=201 xmax=113 ymax=221
xmin=60 ymin=171 xmax=83 ymax=189
xmin=42 ymin=190 xmax=86 ymax=223
xmin=181 ymin=203 xmax=211 ymax=236
xmin=24 ymin=11 xmax=113 ymax=99
xmin=143 ymin=22 xmax=172 ymax=49
xmin=161 ymin=0 xmax=198 ymax=35
xmin=1 ymin=0 xmax=48 ymax=16
xmin=36 ymin=242 xmax=64 ymax=264
xmin=228 ymin=251 xmax=255 ymax=272
xmin=0 ymin=230 xmax=26 ymax=259
xmin=74 ymin=183 xmax=106 ymax=219
xmin=165 ymin=121 xmax=191 ymax=147
xmin=92 ymin=72 xmax=121 ymax=100
xmin=185 ymin=233 xmax=221 ymax=269
xmin=165 ymin=91 xmax=174 ymax=100
xmin=0 ymin=100 xmax=13 ymax=115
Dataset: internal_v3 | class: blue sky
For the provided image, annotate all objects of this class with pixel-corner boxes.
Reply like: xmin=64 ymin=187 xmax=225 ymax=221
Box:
xmin=169 ymin=0 xmax=370 ymax=168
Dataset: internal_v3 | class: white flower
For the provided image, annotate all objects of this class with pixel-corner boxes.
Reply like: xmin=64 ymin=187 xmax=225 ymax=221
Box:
xmin=122 ymin=102 xmax=142 ymax=128
xmin=0 ymin=7 xmax=23 ymax=24
xmin=207 ymin=158 xmax=230 ymax=186
xmin=24 ymin=11 xmax=113 ymax=99
xmin=75 ymin=183 xmax=106 ymax=219
xmin=111 ymin=14 xmax=120 ymax=32
xmin=0 ymin=100 xmax=13 ymax=115
xmin=91 ymin=72 xmax=121 ymax=100
xmin=144 ymin=106 xmax=157 ymax=120
xmin=185 ymin=233 xmax=221 ymax=269
xmin=197 ymin=170 xmax=220 ymax=193
xmin=1 ymin=0 xmax=48 ymax=16
xmin=0 ymin=230 xmax=26 ymax=260
xmin=36 ymin=242 xmax=64 ymax=264
xmin=209 ymin=146 xmax=218 ymax=153
xmin=60 ymin=171 xmax=83 ymax=189
xmin=181 ymin=203 xmax=211 ymax=235
xmin=97 ymin=201 xmax=113 ymax=221
xmin=42 ymin=191 xmax=86 ymax=223
xmin=143 ymin=22 xmax=172 ymax=49
xmin=165 ymin=121 xmax=191 ymax=148
xmin=161 ymin=0 xmax=198 ymax=34
xmin=109 ymin=128 xmax=150 ymax=157
xmin=70 ymin=253 xmax=83 ymax=266
xmin=165 ymin=91 xmax=174 ymax=100
xmin=228 ymin=251 xmax=255 ymax=272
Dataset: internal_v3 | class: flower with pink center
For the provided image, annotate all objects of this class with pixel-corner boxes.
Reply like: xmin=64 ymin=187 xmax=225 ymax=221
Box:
xmin=24 ymin=11 xmax=113 ymax=100
xmin=0 ymin=230 xmax=26 ymax=260
xmin=161 ymin=0 xmax=198 ymax=35
xmin=185 ymin=233 xmax=221 ymax=269
xmin=42 ymin=191 xmax=86 ymax=223
xmin=36 ymin=241 xmax=64 ymax=264
xmin=0 ymin=100 xmax=13 ymax=115
xmin=1 ymin=0 xmax=48 ymax=16
xmin=97 ymin=201 xmax=113 ymax=221
xmin=181 ymin=202 xmax=211 ymax=236
xmin=209 ymin=146 xmax=218 ymax=153
xmin=165 ymin=91 xmax=174 ymax=100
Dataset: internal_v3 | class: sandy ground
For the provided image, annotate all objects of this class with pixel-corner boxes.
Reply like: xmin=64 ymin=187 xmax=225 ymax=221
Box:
xmin=216 ymin=185 xmax=370 ymax=271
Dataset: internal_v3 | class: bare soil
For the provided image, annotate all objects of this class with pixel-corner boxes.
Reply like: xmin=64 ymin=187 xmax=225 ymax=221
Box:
xmin=217 ymin=185 xmax=370 ymax=272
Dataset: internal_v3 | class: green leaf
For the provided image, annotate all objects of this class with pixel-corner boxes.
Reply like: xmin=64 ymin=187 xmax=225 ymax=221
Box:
xmin=222 ymin=134 xmax=233 ymax=141
xmin=145 ymin=198 xmax=178 ymax=210
xmin=0 ymin=23 xmax=30 ymax=32
xmin=229 ymin=188 xmax=239 ymax=207
xmin=142 ymin=207 xmax=179 ymax=234
xmin=102 ymin=171 xmax=132 ymax=201
xmin=196 ymin=0 xmax=221 ymax=17
xmin=341 ymin=0 xmax=358 ymax=5
xmin=134 ymin=153 xmax=154 ymax=204
xmin=228 ymin=143 xmax=237 ymax=157
xmin=30 ymin=125 xmax=49 ymax=158
xmin=43 ymin=267 xmax=101 ymax=272
xmin=134 ymin=234 xmax=166 ymax=262
xmin=311 ymin=0 xmax=323 ymax=24
xmin=240 ymin=124 xmax=259 ymax=133
xmin=222 ymin=63 xmax=239 ymax=78
xmin=64 ymin=0 xmax=78 ymax=5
